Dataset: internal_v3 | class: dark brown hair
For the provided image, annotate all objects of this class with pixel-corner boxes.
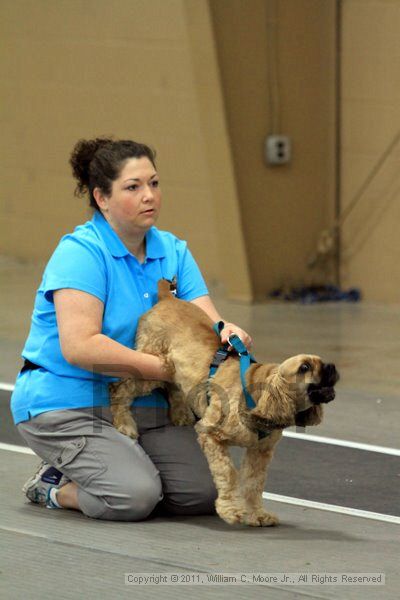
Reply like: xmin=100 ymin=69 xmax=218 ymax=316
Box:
xmin=69 ymin=137 xmax=156 ymax=210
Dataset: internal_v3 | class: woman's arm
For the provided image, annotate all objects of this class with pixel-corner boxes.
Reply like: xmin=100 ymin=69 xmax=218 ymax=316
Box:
xmin=54 ymin=289 xmax=172 ymax=381
xmin=190 ymin=295 xmax=252 ymax=349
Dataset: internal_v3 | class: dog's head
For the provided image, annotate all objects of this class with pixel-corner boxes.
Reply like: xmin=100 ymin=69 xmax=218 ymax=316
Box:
xmin=247 ymin=354 xmax=339 ymax=432
xmin=278 ymin=354 xmax=339 ymax=405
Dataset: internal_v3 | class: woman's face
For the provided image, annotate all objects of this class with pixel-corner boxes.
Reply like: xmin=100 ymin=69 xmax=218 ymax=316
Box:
xmin=96 ymin=156 xmax=161 ymax=237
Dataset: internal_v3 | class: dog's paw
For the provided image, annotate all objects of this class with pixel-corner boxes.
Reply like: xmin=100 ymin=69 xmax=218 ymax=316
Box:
xmin=117 ymin=425 xmax=138 ymax=439
xmin=216 ymin=499 xmax=246 ymax=525
xmin=244 ymin=509 xmax=279 ymax=527
xmin=217 ymin=509 xmax=244 ymax=525
xmin=114 ymin=418 xmax=139 ymax=440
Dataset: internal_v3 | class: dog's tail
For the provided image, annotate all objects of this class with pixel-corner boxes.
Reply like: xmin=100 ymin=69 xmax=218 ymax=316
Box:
xmin=158 ymin=278 xmax=176 ymax=301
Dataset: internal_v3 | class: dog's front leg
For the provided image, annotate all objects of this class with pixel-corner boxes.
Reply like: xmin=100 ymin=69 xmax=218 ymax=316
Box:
xmin=238 ymin=445 xmax=279 ymax=527
xmin=196 ymin=430 xmax=244 ymax=525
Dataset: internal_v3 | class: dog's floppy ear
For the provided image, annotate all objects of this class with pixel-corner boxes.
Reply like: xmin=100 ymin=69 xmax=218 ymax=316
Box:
xmin=295 ymin=405 xmax=323 ymax=427
xmin=246 ymin=365 xmax=296 ymax=430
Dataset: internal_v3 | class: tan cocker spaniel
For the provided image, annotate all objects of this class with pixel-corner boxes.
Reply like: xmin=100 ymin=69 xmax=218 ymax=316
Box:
xmin=110 ymin=280 xmax=339 ymax=527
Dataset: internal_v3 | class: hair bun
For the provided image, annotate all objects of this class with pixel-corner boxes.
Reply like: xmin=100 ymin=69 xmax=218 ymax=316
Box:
xmin=69 ymin=137 xmax=113 ymax=197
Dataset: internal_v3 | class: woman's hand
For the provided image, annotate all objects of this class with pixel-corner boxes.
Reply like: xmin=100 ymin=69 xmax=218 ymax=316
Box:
xmin=219 ymin=322 xmax=253 ymax=351
xmin=189 ymin=297 xmax=253 ymax=351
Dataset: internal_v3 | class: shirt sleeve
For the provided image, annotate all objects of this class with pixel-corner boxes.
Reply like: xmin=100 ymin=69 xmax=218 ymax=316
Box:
xmin=176 ymin=241 xmax=209 ymax=301
xmin=41 ymin=235 xmax=107 ymax=303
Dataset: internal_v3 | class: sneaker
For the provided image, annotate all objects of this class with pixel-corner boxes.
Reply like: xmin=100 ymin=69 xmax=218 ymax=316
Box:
xmin=22 ymin=461 xmax=70 ymax=507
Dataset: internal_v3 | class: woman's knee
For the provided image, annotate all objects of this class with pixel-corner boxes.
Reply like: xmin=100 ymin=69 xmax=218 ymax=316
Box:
xmin=79 ymin=477 xmax=163 ymax=521
xmin=163 ymin=479 xmax=217 ymax=516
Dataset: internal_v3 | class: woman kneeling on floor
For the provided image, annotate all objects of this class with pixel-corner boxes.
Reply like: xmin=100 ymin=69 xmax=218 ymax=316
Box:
xmin=11 ymin=137 xmax=252 ymax=521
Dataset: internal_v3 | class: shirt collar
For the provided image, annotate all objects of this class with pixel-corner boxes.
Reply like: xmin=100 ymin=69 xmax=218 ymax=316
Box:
xmin=92 ymin=212 xmax=165 ymax=260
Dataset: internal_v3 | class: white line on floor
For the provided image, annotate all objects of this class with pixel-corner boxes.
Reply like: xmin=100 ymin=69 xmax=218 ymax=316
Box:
xmin=1 ymin=525 xmax=48 ymax=539
xmin=1 ymin=381 xmax=399 ymax=456
xmin=283 ymin=430 xmax=400 ymax=456
xmin=0 ymin=442 xmax=34 ymax=455
xmin=1 ymin=441 xmax=398 ymax=524
xmin=0 ymin=382 xmax=15 ymax=392
xmin=263 ymin=492 xmax=400 ymax=525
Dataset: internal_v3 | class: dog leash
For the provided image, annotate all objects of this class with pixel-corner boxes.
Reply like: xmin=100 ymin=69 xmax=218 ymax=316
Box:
xmin=208 ymin=322 xmax=269 ymax=440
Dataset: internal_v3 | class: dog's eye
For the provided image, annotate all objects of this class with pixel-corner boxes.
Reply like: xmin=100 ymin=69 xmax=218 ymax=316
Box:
xmin=298 ymin=363 xmax=312 ymax=374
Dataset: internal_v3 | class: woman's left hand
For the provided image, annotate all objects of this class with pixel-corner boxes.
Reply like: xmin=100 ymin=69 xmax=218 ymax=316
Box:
xmin=219 ymin=322 xmax=253 ymax=351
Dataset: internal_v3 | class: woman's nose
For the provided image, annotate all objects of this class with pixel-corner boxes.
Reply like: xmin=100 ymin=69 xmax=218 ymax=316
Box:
xmin=143 ymin=184 xmax=154 ymax=201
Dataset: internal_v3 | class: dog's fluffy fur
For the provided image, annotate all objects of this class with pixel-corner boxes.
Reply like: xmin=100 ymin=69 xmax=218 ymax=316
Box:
xmin=109 ymin=280 xmax=339 ymax=526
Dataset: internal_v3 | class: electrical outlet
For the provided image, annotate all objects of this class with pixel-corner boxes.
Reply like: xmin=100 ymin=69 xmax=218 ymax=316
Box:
xmin=265 ymin=135 xmax=291 ymax=165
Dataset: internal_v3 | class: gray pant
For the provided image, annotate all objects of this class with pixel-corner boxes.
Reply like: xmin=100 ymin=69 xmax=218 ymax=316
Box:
xmin=17 ymin=406 xmax=217 ymax=521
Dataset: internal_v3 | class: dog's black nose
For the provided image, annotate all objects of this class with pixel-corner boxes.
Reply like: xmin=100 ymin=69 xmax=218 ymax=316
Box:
xmin=307 ymin=363 xmax=339 ymax=405
xmin=307 ymin=384 xmax=336 ymax=404
xmin=321 ymin=363 xmax=340 ymax=386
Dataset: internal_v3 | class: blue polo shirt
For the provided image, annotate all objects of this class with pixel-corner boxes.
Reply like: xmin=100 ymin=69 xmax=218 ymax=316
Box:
xmin=10 ymin=212 xmax=209 ymax=424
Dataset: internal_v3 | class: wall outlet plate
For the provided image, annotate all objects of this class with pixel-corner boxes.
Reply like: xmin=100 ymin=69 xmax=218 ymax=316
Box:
xmin=265 ymin=135 xmax=291 ymax=165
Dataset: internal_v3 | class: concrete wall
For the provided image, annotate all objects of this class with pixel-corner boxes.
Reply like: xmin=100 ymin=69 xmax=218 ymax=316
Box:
xmin=0 ymin=0 xmax=251 ymax=300
xmin=340 ymin=0 xmax=400 ymax=302
xmin=210 ymin=0 xmax=338 ymax=299
xmin=2 ymin=0 xmax=399 ymax=303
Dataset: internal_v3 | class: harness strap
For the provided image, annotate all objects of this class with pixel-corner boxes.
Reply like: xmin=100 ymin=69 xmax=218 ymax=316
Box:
xmin=208 ymin=322 xmax=270 ymax=440
xmin=209 ymin=348 xmax=230 ymax=378
xmin=212 ymin=320 xmax=225 ymax=336
xmin=208 ymin=322 xmax=230 ymax=380
xmin=226 ymin=334 xmax=257 ymax=410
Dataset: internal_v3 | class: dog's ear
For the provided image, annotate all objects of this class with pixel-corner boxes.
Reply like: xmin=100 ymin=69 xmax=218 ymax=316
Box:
xmin=295 ymin=405 xmax=323 ymax=427
xmin=246 ymin=365 xmax=296 ymax=430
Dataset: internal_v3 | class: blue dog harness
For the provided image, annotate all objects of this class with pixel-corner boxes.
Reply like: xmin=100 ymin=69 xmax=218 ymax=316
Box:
xmin=208 ymin=321 xmax=269 ymax=440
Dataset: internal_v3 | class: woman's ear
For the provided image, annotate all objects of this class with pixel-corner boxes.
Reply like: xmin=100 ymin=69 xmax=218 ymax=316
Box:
xmin=93 ymin=187 xmax=108 ymax=212
xmin=295 ymin=405 xmax=323 ymax=427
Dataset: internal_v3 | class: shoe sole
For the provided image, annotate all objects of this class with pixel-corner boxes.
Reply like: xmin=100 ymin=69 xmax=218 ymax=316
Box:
xmin=22 ymin=470 xmax=69 ymax=504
